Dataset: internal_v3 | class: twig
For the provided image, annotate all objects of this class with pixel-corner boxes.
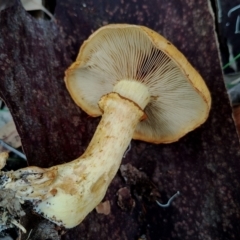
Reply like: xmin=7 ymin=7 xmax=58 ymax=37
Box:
xmin=123 ymin=143 xmax=131 ymax=158
xmin=0 ymin=139 xmax=26 ymax=160
xmin=26 ymin=229 xmax=33 ymax=240
xmin=11 ymin=219 xmax=26 ymax=233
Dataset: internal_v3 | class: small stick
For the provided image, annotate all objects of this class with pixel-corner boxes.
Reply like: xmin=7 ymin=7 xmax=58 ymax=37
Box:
xmin=11 ymin=219 xmax=27 ymax=233
xmin=123 ymin=143 xmax=131 ymax=158
xmin=0 ymin=139 xmax=27 ymax=160
xmin=26 ymin=229 xmax=33 ymax=240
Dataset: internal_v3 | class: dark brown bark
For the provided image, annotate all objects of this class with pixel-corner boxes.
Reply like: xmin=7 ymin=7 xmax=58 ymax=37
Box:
xmin=0 ymin=0 xmax=240 ymax=239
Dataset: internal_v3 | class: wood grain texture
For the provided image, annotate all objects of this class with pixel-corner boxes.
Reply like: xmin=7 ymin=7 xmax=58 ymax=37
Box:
xmin=0 ymin=0 xmax=240 ymax=239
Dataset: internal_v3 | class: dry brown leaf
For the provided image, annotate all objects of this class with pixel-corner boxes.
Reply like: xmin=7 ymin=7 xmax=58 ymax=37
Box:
xmin=0 ymin=121 xmax=21 ymax=152
xmin=0 ymin=152 xmax=8 ymax=169
xmin=95 ymin=200 xmax=111 ymax=215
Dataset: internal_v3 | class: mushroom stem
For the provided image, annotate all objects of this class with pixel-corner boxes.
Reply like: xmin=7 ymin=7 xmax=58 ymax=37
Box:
xmin=11 ymin=82 xmax=149 ymax=228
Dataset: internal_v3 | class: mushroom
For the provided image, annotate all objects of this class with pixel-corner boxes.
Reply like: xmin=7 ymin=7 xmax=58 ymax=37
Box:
xmin=1 ymin=24 xmax=211 ymax=229
xmin=66 ymin=24 xmax=211 ymax=143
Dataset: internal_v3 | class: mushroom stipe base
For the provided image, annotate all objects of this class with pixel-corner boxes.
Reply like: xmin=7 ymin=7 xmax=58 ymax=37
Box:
xmin=2 ymin=88 xmax=149 ymax=228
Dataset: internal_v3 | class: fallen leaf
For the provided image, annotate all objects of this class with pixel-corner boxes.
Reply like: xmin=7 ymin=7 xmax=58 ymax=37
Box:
xmin=117 ymin=187 xmax=135 ymax=212
xmin=0 ymin=121 xmax=21 ymax=152
xmin=0 ymin=108 xmax=13 ymax=128
xmin=21 ymin=0 xmax=42 ymax=11
xmin=0 ymin=152 xmax=8 ymax=169
xmin=96 ymin=201 xmax=111 ymax=215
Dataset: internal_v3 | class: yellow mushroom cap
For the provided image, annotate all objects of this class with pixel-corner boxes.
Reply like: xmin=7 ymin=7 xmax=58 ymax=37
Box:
xmin=65 ymin=24 xmax=211 ymax=144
